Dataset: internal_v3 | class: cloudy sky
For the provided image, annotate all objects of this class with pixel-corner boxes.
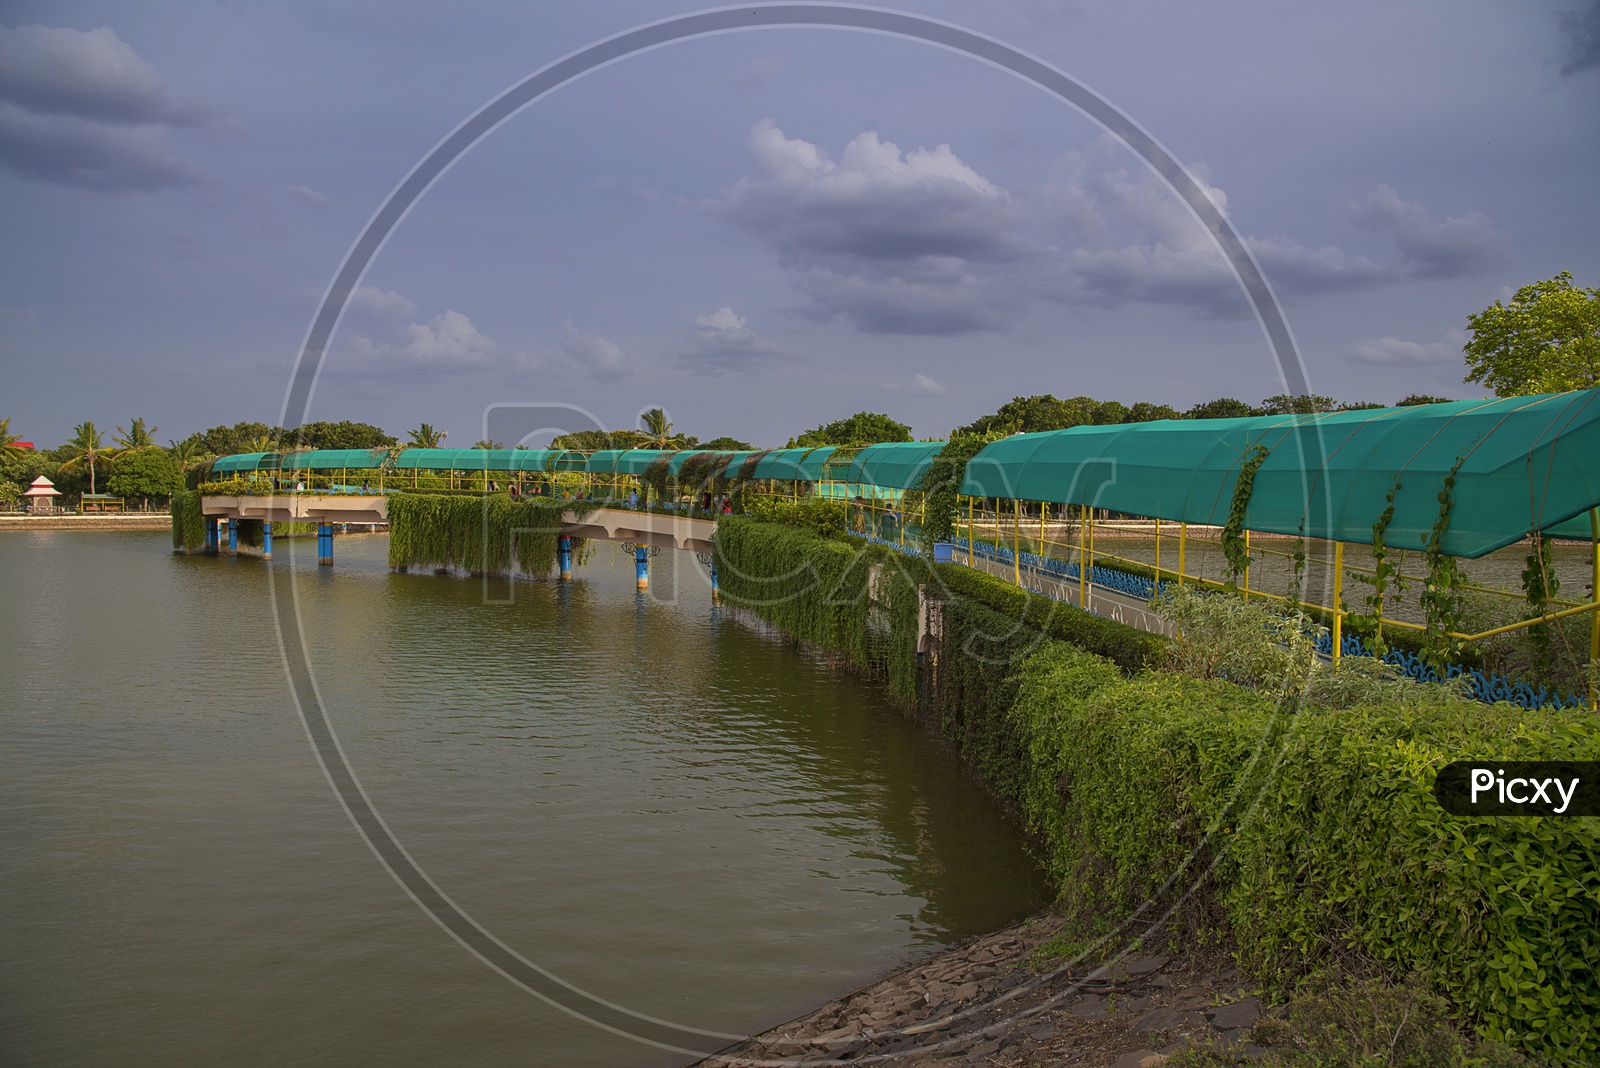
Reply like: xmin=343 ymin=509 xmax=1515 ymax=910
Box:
xmin=2 ymin=1 xmax=1597 ymax=448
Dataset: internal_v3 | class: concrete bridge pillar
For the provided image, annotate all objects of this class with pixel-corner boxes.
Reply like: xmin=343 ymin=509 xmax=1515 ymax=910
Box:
xmin=227 ymin=518 xmax=238 ymax=556
xmin=317 ymin=523 xmax=333 ymax=565
xmin=558 ymin=535 xmax=573 ymax=581
xmin=206 ymin=518 xmax=220 ymax=554
xmin=635 ymin=544 xmax=649 ymax=590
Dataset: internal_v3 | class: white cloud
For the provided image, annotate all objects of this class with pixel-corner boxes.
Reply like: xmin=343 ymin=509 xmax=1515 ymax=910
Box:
xmin=728 ymin=56 xmax=783 ymax=90
xmin=672 ymin=306 xmax=790 ymax=372
xmin=347 ymin=286 xmax=416 ymax=316
xmin=398 ymin=310 xmax=497 ymax=365
xmin=559 ymin=320 xmax=629 ymax=379
xmin=286 ymin=185 xmax=333 ymax=210
xmin=884 ymin=373 xmax=949 ymax=397
xmin=1353 ymin=328 xmax=1467 ymax=366
xmin=0 ymin=21 xmax=223 ymax=191
xmin=337 ymin=309 xmax=535 ymax=380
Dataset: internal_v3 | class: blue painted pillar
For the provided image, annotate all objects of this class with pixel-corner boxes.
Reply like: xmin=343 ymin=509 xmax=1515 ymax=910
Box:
xmin=262 ymin=522 xmax=273 ymax=560
xmin=635 ymin=544 xmax=649 ymax=590
xmin=317 ymin=523 xmax=333 ymax=565
xmin=205 ymin=517 xmax=219 ymax=554
xmin=557 ymin=534 xmax=573 ymax=581
xmin=227 ymin=518 xmax=238 ymax=555
xmin=709 ymin=559 xmax=719 ymax=601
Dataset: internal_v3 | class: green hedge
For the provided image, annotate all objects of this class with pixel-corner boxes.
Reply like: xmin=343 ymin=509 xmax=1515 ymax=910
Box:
xmin=1009 ymin=644 xmax=1600 ymax=1063
xmin=170 ymin=490 xmax=206 ymax=551
xmin=928 ymin=561 xmax=1167 ymax=674
xmin=386 ymin=494 xmax=595 ymax=575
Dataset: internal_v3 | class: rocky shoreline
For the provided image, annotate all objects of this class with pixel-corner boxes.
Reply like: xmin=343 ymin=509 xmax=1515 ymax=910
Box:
xmin=693 ymin=914 xmax=1268 ymax=1068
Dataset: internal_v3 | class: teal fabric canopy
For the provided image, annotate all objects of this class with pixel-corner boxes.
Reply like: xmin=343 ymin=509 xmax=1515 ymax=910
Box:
xmin=960 ymin=390 xmax=1600 ymax=559
xmin=211 ymin=452 xmax=275 ymax=473
xmin=749 ymin=447 xmax=836 ymax=480
xmin=837 ymin=441 xmax=946 ymax=490
xmin=279 ymin=448 xmax=389 ymax=470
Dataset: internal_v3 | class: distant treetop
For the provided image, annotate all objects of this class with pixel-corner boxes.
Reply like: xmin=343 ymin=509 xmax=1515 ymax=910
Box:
xmin=791 ymin=411 xmax=912 ymax=447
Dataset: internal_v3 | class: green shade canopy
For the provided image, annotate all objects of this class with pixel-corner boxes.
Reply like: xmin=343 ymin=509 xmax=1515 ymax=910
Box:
xmin=837 ymin=441 xmax=947 ymax=490
xmin=392 ymin=448 xmax=582 ymax=471
xmin=210 ymin=452 xmax=275 ymax=473
xmin=749 ymin=447 xmax=837 ymax=481
xmin=960 ymin=391 xmax=1600 ymax=559
xmin=583 ymin=449 xmax=673 ymax=474
xmin=278 ymin=448 xmax=390 ymax=470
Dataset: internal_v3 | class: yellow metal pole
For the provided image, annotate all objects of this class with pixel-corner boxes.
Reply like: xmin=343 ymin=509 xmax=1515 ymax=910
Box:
xmin=1013 ymin=499 xmax=1022 ymax=586
xmin=1079 ymin=507 xmax=1088 ymax=607
xmin=967 ymin=497 xmax=974 ymax=565
xmin=1154 ymin=517 xmax=1161 ymax=582
xmin=1590 ymin=508 xmax=1598 ymax=711
xmin=1039 ymin=501 xmax=1047 ymax=557
xmin=1332 ymin=541 xmax=1345 ymax=670
xmin=1178 ymin=522 xmax=1187 ymax=587
xmin=1086 ymin=510 xmax=1095 ymax=607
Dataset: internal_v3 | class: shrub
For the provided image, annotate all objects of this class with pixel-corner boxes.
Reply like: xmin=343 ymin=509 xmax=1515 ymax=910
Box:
xmin=386 ymin=494 xmax=595 ymax=575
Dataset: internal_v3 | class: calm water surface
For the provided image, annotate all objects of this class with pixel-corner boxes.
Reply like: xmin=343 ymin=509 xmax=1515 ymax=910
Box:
xmin=0 ymin=531 xmax=1048 ymax=1067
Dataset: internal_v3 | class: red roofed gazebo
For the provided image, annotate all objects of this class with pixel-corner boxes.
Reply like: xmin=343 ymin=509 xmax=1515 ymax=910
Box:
xmin=23 ymin=476 xmax=62 ymax=514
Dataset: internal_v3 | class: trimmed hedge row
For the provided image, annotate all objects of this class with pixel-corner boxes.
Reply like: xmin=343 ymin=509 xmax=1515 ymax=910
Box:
xmin=926 ymin=560 xmax=1167 ymax=674
xmin=715 ymin=515 xmax=1600 ymax=1063
xmin=1009 ymin=644 xmax=1600 ymax=1063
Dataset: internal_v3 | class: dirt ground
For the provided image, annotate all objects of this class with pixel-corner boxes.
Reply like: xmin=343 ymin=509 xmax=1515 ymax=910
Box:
xmin=692 ymin=914 xmax=1271 ymax=1068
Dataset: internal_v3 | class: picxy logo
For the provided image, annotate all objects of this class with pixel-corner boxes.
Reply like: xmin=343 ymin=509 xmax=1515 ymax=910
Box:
xmin=1434 ymin=761 xmax=1598 ymax=817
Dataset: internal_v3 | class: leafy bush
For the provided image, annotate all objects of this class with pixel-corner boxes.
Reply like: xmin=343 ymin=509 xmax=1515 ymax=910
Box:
xmin=170 ymin=490 xmax=206 ymax=550
xmin=742 ymin=495 xmax=848 ymax=536
xmin=107 ymin=447 xmax=181 ymax=506
xmin=1010 ymin=642 xmax=1600 ymax=1062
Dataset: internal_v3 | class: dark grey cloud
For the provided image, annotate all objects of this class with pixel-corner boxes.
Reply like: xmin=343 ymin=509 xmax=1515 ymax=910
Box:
xmin=0 ymin=103 xmax=201 ymax=190
xmin=1351 ymin=185 xmax=1512 ymax=279
xmin=1560 ymin=1 xmax=1600 ymax=75
xmin=0 ymin=22 xmax=219 ymax=127
xmin=670 ymin=306 xmax=790 ymax=372
xmin=0 ymin=21 xmax=219 ymax=191
xmin=715 ymin=119 xmax=1035 ymax=336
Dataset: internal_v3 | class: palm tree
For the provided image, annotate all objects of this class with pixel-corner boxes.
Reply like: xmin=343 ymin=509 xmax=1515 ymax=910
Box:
xmin=0 ymin=417 xmax=29 ymax=462
xmin=113 ymin=417 xmax=159 ymax=453
xmin=471 ymin=438 xmax=503 ymax=449
xmin=639 ymin=408 xmax=684 ymax=450
xmin=167 ymin=437 xmax=210 ymax=471
xmin=243 ymin=433 xmax=279 ymax=454
xmin=407 ymin=423 xmax=446 ymax=448
xmin=58 ymin=421 xmax=109 ymax=495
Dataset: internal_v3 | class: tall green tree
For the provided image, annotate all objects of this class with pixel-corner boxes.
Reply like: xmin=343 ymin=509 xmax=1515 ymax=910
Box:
xmin=638 ymin=409 xmax=686 ymax=450
xmin=113 ymin=417 xmax=159 ymax=453
xmin=406 ymin=423 xmax=447 ymax=448
xmin=1258 ymin=394 xmax=1337 ymax=415
xmin=167 ymin=437 xmax=209 ymax=471
xmin=1463 ymin=271 xmax=1600 ymax=395
xmin=108 ymin=448 xmax=182 ymax=509
xmin=1396 ymin=393 xmax=1455 ymax=407
xmin=1187 ymin=397 xmax=1256 ymax=419
xmin=792 ymin=411 xmax=912 ymax=447
xmin=293 ymin=420 xmax=394 ymax=450
xmin=57 ymin=421 xmax=110 ymax=495
xmin=0 ymin=417 xmax=31 ymax=461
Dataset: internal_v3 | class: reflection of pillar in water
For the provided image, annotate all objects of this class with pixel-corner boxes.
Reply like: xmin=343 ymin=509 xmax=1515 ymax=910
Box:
xmin=558 ymin=534 xmax=573 ymax=581
xmin=263 ymin=522 xmax=273 ymax=560
xmin=635 ymin=544 xmax=649 ymax=590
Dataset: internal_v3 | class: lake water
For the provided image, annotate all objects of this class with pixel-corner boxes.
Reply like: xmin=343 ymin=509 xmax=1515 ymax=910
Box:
xmin=0 ymin=531 xmax=1048 ymax=1067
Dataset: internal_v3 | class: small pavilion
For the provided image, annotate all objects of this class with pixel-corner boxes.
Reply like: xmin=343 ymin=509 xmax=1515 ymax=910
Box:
xmin=23 ymin=476 xmax=61 ymax=514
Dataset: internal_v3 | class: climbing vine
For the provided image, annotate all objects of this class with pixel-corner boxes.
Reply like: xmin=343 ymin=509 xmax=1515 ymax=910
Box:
xmin=1419 ymin=456 xmax=1468 ymax=669
xmin=1221 ymin=444 xmax=1270 ymax=586
xmin=914 ymin=433 xmax=994 ymax=550
xmin=1521 ymin=531 xmax=1561 ymax=655
xmin=386 ymin=493 xmax=596 ymax=576
xmin=1346 ymin=475 xmax=1406 ymax=657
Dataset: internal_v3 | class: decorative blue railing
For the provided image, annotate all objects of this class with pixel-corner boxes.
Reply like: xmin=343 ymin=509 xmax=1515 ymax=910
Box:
xmin=1310 ymin=630 xmax=1587 ymax=710
xmin=953 ymin=537 xmax=1170 ymax=600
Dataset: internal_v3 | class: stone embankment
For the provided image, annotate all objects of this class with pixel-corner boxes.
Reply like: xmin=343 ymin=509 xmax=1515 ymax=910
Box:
xmin=0 ymin=514 xmax=171 ymax=532
xmin=696 ymin=915 xmax=1268 ymax=1068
